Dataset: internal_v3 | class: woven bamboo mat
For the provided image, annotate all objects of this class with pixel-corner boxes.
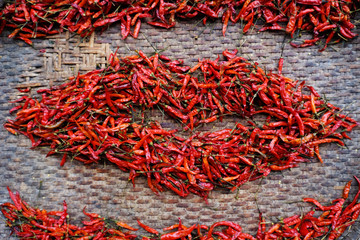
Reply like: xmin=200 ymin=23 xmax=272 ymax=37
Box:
xmin=0 ymin=18 xmax=359 ymax=239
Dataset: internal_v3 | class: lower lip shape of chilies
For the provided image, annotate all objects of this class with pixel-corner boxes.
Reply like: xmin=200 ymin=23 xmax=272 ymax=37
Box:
xmin=4 ymin=50 xmax=358 ymax=200
xmin=2 ymin=176 xmax=360 ymax=239
xmin=0 ymin=0 xmax=358 ymax=50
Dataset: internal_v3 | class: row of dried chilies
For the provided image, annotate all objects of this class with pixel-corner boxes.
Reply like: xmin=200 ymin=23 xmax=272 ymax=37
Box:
xmin=0 ymin=0 xmax=358 ymax=50
xmin=2 ymin=177 xmax=360 ymax=239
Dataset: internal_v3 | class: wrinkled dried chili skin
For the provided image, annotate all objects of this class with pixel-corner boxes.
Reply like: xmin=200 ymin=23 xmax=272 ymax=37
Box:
xmin=0 ymin=0 xmax=358 ymax=49
xmin=2 ymin=177 xmax=360 ymax=239
xmin=5 ymin=50 xmax=357 ymax=199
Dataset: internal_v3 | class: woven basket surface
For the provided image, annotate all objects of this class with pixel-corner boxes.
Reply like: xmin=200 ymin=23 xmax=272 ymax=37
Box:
xmin=0 ymin=17 xmax=359 ymax=239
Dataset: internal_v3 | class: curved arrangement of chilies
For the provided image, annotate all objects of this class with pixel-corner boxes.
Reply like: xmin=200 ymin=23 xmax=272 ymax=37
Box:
xmin=2 ymin=177 xmax=360 ymax=239
xmin=4 ymin=50 xmax=357 ymax=199
xmin=0 ymin=0 xmax=358 ymax=49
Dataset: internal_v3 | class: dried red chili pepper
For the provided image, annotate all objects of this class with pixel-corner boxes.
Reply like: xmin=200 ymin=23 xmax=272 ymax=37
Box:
xmin=137 ymin=219 xmax=159 ymax=235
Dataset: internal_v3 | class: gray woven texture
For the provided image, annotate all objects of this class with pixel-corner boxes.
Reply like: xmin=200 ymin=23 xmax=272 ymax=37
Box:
xmin=0 ymin=19 xmax=359 ymax=239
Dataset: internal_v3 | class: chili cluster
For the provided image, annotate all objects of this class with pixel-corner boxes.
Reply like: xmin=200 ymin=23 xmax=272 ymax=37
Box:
xmin=4 ymin=50 xmax=357 ymax=199
xmin=2 ymin=177 xmax=360 ymax=239
xmin=0 ymin=0 xmax=358 ymax=50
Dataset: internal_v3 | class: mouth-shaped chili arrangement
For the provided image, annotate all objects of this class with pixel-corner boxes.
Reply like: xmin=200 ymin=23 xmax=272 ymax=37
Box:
xmin=0 ymin=0 xmax=358 ymax=50
xmin=4 ymin=50 xmax=357 ymax=199
xmin=2 ymin=176 xmax=360 ymax=239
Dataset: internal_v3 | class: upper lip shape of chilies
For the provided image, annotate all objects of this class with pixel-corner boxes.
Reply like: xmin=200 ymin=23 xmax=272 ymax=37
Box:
xmin=0 ymin=0 xmax=358 ymax=50
xmin=4 ymin=49 xmax=358 ymax=200
xmin=2 ymin=176 xmax=360 ymax=239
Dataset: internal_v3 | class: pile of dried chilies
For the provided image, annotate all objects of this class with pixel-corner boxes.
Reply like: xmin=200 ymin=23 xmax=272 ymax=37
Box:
xmin=4 ymin=50 xmax=357 ymax=199
xmin=0 ymin=0 xmax=358 ymax=50
xmin=2 ymin=177 xmax=360 ymax=239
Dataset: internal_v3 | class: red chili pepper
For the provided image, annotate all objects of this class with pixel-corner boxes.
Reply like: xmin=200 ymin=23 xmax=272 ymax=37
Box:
xmin=161 ymin=224 xmax=197 ymax=240
xmin=59 ymin=153 xmax=67 ymax=166
xmin=222 ymin=8 xmax=231 ymax=36
xmin=147 ymin=21 xmax=175 ymax=29
xmin=303 ymin=198 xmax=327 ymax=211
xmin=137 ymin=219 xmax=159 ymax=235
xmin=243 ymin=11 xmax=254 ymax=33
xmin=133 ymin=19 xmax=141 ymax=38
xmin=207 ymin=221 xmax=242 ymax=238
xmin=278 ymin=57 xmax=284 ymax=75
xmin=6 ymin=187 xmax=22 ymax=211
